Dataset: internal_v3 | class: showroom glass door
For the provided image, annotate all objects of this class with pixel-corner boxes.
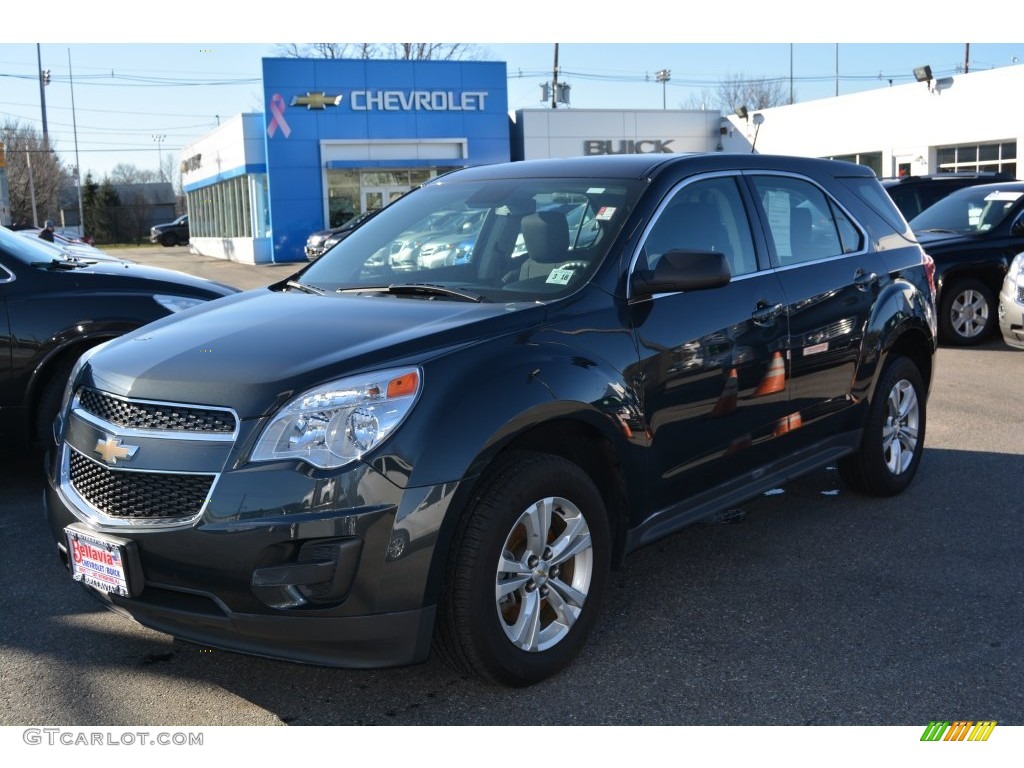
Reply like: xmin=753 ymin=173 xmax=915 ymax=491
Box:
xmin=361 ymin=186 xmax=409 ymax=214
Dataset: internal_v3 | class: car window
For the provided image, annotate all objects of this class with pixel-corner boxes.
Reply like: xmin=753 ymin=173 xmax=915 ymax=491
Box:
xmin=750 ymin=175 xmax=863 ymax=265
xmin=640 ymin=175 xmax=758 ymax=277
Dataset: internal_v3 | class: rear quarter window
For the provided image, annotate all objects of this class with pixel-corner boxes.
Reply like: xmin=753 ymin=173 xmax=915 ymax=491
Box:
xmin=844 ymin=177 xmax=909 ymax=233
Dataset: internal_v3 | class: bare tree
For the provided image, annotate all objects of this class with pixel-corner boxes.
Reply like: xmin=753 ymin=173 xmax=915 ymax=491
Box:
xmin=276 ymin=43 xmax=481 ymax=60
xmin=715 ymin=73 xmax=789 ymax=111
xmin=2 ymin=120 xmax=72 ymax=228
xmin=109 ymin=163 xmax=160 ymax=185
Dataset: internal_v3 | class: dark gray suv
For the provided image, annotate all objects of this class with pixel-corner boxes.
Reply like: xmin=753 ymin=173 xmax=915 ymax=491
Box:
xmin=45 ymin=154 xmax=937 ymax=686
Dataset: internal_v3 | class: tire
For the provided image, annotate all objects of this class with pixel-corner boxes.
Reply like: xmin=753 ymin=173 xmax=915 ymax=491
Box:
xmin=160 ymin=232 xmax=178 ymax=247
xmin=839 ymin=355 xmax=926 ymax=497
xmin=435 ymin=451 xmax=611 ymax=686
xmin=34 ymin=358 xmax=76 ymax=447
xmin=939 ymin=278 xmax=996 ymax=345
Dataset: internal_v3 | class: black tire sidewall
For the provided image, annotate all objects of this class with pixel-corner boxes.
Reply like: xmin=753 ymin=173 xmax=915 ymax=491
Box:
xmin=858 ymin=357 xmax=927 ymax=495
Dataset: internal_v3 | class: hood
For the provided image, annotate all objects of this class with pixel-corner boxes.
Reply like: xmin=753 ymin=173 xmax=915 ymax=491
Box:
xmin=83 ymin=288 xmax=544 ymax=419
xmin=39 ymin=258 xmax=238 ymax=298
xmin=912 ymin=229 xmax=982 ymax=251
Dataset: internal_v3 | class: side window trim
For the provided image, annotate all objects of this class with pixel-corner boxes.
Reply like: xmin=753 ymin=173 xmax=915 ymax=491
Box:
xmin=740 ymin=170 xmax=870 ymax=270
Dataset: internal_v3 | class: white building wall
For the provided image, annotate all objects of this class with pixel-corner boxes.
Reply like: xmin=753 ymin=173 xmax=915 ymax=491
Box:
xmin=514 ymin=109 xmax=721 ymax=159
xmin=181 ymin=114 xmax=266 ymax=187
xmin=721 ymin=64 xmax=1024 ymax=179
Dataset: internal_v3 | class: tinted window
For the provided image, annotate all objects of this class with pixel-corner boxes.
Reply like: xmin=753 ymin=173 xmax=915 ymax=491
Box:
xmin=750 ymin=175 xmax=863 ymax=265
xmin=909 ymin=186 xmax=1024 ymax=234
xmin=641 ymin=175 xmax=758 ymax=277
xmin=0 ymin=226 xmax=65 ymax=266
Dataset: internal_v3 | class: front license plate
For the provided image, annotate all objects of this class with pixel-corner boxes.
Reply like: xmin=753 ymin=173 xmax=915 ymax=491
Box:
xmin=65 ymin=526 xmax=132 ymax=597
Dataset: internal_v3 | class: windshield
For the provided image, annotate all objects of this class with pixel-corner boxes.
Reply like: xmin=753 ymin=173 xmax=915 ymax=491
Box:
xmin=297 ymin=175 xmax=643 ymax=302
xmin=0 ymin=225 xmax=70 ymax=265
xmin=909 ymin=186 xmax=1024 ymax=234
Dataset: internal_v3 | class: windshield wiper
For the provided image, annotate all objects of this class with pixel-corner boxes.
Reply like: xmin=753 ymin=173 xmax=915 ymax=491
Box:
xmin=285 ymin=279 xmax=326 ymax=295
xmin=915 ymin=227 xmax=963 ymax=235
xmin=340 ymin=283 xmax=484 ymax=303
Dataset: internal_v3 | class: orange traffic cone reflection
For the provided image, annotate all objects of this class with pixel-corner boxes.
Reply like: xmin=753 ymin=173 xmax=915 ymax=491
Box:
xmin=754 ymin=351 xmax=786 ymax=397
xmin=711 ymin=367 xmax=739 ymax=417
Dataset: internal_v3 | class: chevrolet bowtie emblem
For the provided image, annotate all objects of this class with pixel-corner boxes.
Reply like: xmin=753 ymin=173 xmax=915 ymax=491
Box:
xmin=94 ymin=436 xmax=139 ymax=465
xmin=290 ymin=92 xmax=343 ymax=110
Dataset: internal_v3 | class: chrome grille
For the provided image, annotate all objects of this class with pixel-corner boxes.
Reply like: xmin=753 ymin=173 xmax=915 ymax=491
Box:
xmin=1017 ymin=285 xmax=1024 ymax=304
xmin=68 ymin=450 xmax=215 ymax=520
xmin=78 ymin=389 xmax=237 ymax=433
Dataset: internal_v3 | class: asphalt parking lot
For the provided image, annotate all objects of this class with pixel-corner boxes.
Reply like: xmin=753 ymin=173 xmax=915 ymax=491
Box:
xmin=1 ymin=246 xmax=1021 ymax=728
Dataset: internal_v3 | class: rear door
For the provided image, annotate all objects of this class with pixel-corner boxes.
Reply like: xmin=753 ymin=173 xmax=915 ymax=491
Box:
xmin=744 ymin=172 xmax=883 ymax=440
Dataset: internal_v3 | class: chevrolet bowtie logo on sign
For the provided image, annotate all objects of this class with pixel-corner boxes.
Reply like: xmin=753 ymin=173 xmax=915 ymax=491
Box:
xmin=94 ymin=437 xmax=139 ymax=465
xmin=290 ymin=92 xmax=343 ymax=110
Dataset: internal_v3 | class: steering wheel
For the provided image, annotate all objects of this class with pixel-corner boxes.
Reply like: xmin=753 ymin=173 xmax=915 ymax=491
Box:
xmin=557 ymin=261 xmax=589 ymax=271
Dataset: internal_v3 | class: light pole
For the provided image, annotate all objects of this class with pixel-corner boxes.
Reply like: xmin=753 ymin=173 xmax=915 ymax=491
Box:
xmin=656 ymin=69 xmax=671 ymax=109
xmin=153 ymin=134 xmax=166 ymax=180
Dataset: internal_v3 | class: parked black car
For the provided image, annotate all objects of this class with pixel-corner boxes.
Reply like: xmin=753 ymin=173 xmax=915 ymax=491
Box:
xmin=150 ymin=214 xmax=189 ymax=247
xmin=0 ymin=225 xmax=237 ymax=446
xmin=44 ymin=154 xmax=936 ymax=687
xmin=907 ymin=181 xmax=1024 ymax=345
xmin=880 ymin=172 xmax=1012 ymax=221
xmin=304 ymin=211 xmax=376 ymax=261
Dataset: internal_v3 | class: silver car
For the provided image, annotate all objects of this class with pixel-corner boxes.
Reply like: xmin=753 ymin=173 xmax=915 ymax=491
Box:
xmin=998 ymin=251 xmax=1024 ymax=349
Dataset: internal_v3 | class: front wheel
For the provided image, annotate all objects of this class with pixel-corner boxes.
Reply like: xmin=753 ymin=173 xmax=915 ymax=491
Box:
xmin=160 ymin=232 xmax=179 ymax=247
xmin=435 ymin=451 xmax=611 ymax=686
xmin=839 ymin=355 xmax=926 ymax=496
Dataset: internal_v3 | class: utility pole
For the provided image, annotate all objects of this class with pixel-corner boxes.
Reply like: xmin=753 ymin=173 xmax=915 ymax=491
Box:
xmin=69 ymin=48 xmax=85 ymax=237
xmin=153 ymin=134 xmax=167 ymax=180
xmin=656 ymin=69 xmax=671 ymax=109
xmin=551 ymin=43 xmax=560 ymax=109
xmin=964 ymin=43 xmax=970 ymax=74
xmin=37 ymin=44 xmax=50 ymax=149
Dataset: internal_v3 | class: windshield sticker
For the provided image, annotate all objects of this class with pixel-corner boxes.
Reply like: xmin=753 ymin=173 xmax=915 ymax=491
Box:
xmin=586 ymin=187 xmax=607 ymax=194
xmin=984 ymin=191 xmax=1023 ymax=202
xmin=546 ymin=268 xmax=574 ymax=285
xmin=596 ymin=206 xmax=616 ymax=221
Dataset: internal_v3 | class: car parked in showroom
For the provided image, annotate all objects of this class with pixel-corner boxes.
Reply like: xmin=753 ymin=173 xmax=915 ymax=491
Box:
xmin=44 ymin=154 xmax=935 ymax=687
xmin=907 ymin=181 xmax=1024 ymax=345
xmin=150 ymin=214 xmax=189 ymax=247
xmin=880 ymin=172 xmax=1012 ymax=221
xmin=998 ymin=250 xmax=1024 ymax=349
xmin=0 ymin=225 xmax=237 ymax=447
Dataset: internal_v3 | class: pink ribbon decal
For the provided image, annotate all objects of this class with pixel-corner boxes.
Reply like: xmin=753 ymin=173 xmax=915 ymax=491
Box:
xmin=267 ymin=94 xmax=291 ymax=138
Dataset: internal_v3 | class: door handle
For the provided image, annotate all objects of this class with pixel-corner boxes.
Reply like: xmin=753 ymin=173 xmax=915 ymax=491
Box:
xmin=854 ymin=269 xmax=878 ymax=291
xmin=752 ymin=301 xmax=784 ymax=327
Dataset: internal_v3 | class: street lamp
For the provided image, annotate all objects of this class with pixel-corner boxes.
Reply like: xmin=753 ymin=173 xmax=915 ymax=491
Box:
xmin=153 ymin=134 xmax=166 ymax=180
xmin=656 ymin=69 xmax=671 ymax=109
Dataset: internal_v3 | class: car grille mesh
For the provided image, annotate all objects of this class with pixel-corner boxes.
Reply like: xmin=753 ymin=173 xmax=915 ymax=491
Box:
xmin=69 ymin=450 xmax=214 ymax=520
xmin=78 ymin=388 xmax=236 ymax=433
xmin=1017 ymin=285 xmax=1024 ymax=304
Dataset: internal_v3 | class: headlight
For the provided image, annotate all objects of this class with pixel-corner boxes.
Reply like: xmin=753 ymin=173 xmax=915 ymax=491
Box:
xmin=154 ymin=294 xmax=207 ymax=313
xmin=1009 ymin=252 xmax=1024 ymax=279
xmin=250 ymin=367 xmax=421 ymax=469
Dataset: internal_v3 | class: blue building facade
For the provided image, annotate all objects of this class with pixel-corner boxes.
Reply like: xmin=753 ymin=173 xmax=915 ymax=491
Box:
xmin=261 ymin=58 xmax=509 ymax=262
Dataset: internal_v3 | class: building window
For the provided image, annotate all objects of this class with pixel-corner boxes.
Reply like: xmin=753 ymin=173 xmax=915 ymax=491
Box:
xmin=828 ymin=152 xmax=883 ymax=177
xmin=187 ymin=173 xmax=268 ymax=239
xmin=936 ymin=141 xmax=1016 ymax=177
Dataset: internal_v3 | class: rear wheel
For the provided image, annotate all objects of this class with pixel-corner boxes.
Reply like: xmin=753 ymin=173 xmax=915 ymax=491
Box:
xmin=839 ymin=355 xmax=926 ymax=496
xmin=939 ymin=278 xmax=995 ymax=345
xmin=435 ymin=451 xmax=610 ymax=686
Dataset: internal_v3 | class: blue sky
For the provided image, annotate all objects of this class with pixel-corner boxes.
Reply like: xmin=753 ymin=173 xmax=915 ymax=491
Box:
xmin=2 ymin=2 xmax=1021 ymax=180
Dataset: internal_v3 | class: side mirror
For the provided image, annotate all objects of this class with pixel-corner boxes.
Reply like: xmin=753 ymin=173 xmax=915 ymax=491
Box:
xmin=631 ymin=249 xmax=731 ymax=299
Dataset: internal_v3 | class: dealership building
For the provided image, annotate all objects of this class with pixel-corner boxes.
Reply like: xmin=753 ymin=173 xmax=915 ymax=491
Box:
xmin=182 ymin=58 xmax=1023 ymax=264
